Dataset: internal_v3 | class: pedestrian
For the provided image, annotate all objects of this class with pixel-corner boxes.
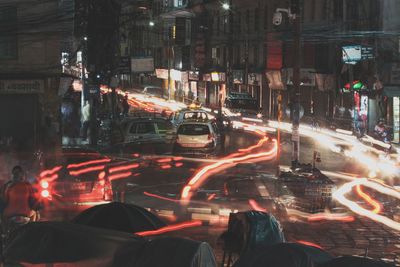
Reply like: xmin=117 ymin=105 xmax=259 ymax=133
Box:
xmin=122 ymin=93 xmax=130 ymax=117
xmin=81 ymin=100 xmax=91 ymax=143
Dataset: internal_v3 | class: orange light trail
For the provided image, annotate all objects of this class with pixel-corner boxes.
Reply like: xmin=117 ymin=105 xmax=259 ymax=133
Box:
xmin=286 ymin=209 xmax=355 ymax=223
xmin=143 ymin=191 xmax=179 ymax=203
xmin=69 ymin=165 xmax=105 ymax=176
xmin=333 ymin=178 xmax=400 ymax=231
xmin=248 ymin=199 xmax=267 ymax=212
xmin=207 ymin=193 xmax=216 ymax=201
xmin=135 ymin=220 xmax=202 ymax=236
xmin=67 ymin=159 xmax=111 ymax=169
xmin=296 ymin=240 xmax=323 ymax=250
xmin=355 ymin=185 xmax=382 ymax=214
xmin=108 ymin=171 xmax=132 ymax=181
xmin=181 ymin=139 xmax=277 ymax=201
xmin=109 ymin=163 xmax=140 ymax=174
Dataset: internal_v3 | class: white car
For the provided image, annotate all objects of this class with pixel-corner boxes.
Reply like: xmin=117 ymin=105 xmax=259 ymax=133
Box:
xmin=173 ymin=120 xmax=221 ymax=156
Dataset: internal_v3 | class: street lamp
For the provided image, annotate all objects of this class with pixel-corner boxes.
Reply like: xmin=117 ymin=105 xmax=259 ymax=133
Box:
xmin=222 ymin=3 xmax=230 ymax=10
xmin=149 ymin=21 xmax=155 ymax=27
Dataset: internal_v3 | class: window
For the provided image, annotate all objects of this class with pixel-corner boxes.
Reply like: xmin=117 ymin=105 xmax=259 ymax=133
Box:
xmin=254 ymin=45 xmax=259 ymax=66
xmin=216 ymin=11 xmax=220 ymax=34
xmin=254 ymin=9 xmax=259 ymax=31
xmin=246 ymin=10 xmax=250 ymax=32
xmin=236 ymin=11 xmax=241 ymax=33
xmin=156 ymin=121 xmax=168 ymax=134
xmin=178 ymin=124 xmax=210 ymax=135
xmin=0 ymin=6 xmax=17 ymax=59
xmin=264 ymin=4 xmax=268 ymax=29
xmin=136 ymin=122 xmax=156 ymax=134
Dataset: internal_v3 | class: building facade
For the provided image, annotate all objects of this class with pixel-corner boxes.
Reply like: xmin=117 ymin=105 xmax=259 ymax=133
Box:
xmin=0 ymin=0 xmax=78 ymax=151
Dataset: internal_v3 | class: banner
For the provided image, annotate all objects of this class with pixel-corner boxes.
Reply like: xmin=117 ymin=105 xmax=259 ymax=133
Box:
xmin=266 ymin=70 xmax=284 ymax=90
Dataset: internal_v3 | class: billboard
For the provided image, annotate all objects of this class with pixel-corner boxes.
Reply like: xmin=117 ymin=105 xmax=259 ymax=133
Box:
xmin=131 ymin=58 xmax=154 ymax=73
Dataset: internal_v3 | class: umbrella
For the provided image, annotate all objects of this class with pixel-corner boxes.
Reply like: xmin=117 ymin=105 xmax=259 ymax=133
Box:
xmin=113 ymin=237 xmax=217 ymax=267
xmin=233 ymin=242 xmax=333 ymax=267
xmin=318 ymin=256 xmax=393 ymax=267
xmin=4 ymin=221 xmax=143 ymax=266
xmin=72 ymin=202 xmax=166 ymax=233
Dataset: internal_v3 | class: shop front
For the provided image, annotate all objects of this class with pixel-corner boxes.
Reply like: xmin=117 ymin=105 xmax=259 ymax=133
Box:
xmin=203 ymin=72 xmax=226 ymax=108
xmin=0 ymin=79 xmax=45 ymax=151
xmin=156 ymin=68 xmax=189 ymax=101
xmin=248 ymin=73 xmax=263 ymax=109
xmin=384 ymin=85 xmax=400 ymax=143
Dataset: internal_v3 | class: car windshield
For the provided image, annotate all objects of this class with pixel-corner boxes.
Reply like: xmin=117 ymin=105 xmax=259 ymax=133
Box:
xmin=178 ymin=124 xmax=210 ymax=135
xmin=183 ymin=112 xmax=208 ymax=120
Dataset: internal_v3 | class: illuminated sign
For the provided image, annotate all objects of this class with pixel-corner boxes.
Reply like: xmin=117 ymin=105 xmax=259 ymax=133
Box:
xmin=211 ymin=72 xmax=219 ymax=82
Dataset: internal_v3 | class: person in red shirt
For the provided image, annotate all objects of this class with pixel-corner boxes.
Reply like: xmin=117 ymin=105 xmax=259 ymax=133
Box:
xmin=2 ymin=166 xmax=40 ymax=222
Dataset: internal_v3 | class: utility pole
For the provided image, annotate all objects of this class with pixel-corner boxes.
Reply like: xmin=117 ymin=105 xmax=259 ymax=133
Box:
xmin=167 ymin=26 xmax=172 ymax=101
xmin=291 ymin=0 xmax=302 ymax=168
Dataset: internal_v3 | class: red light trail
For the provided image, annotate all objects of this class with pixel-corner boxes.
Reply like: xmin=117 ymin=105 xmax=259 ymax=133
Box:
xmin=109 ymin=163 xmax=140 ymax=173
xmin=69 ymin=165 xmax=105 ymax=176
xmin=108 ymin=171 xmax=132 ymax=181
xmin=135 ymin=220 xmax=202 ymax=236
xmin=143 ymin=191 xmax=179 ymax=203
xmin=40 ymin=166 xmax=62 ymax=178
xmin=67 ymin=158 xmax=111 ymax=169
xmin=296 ymin=240 xmax=323 ymax=250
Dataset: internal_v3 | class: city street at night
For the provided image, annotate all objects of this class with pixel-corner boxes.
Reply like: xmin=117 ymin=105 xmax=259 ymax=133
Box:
xmin=1 ymin=0 xmax=400 ymax=266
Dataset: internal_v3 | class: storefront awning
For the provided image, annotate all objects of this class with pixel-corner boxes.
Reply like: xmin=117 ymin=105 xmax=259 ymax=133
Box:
xmin=383 ymin=85 xmax=400 ymax=97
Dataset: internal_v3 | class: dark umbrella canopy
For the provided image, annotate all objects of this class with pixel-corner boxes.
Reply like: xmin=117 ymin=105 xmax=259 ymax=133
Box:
xmin=4 ymin=221 xmax=143 ymax=265
xmin=318 ymin=256 xmax=393 ymax=267
xmin=72 ymin=202 xmax=166 ymax=233
xmin=113 ymin=237 xmax=217 ymax=267
xmin=233 ymin=242 xmax=333 ymax=267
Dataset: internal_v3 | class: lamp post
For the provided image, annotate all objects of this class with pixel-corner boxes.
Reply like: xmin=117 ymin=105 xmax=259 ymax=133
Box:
xmin=274 ymin=0 xmax=302 ymax=169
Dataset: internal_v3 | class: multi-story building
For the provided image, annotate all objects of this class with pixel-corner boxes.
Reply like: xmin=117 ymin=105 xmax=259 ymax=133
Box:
xmin=123 ymin=0 xmax=399 ymax=140
xmin=0 ymin=0 xmax=79 ymax=151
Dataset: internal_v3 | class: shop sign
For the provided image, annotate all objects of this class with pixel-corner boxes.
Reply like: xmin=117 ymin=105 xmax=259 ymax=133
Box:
xmin=248 ymin=73 xmax=260 ymax=85
xmin=211 ymin=72 xmax=225 ymax=82
xmin=315 ymin=74 xmax=335 ymax=91
xmin=156 ymin=69 xmax=168 ymax=79
xmin=0 ymin=80 xmax=44 ymax=94
xmin=171 ymin=69 xmax=182 ymax=81
xmin=188 ymin=71 xmax=199 ymax=81
xmin=232 ymin=70 xmax=244 ymax=84
xmin=203 ymin=74 xmax=211 ymax=82
xmin=284 ymin=68 xmax=315 ymax=87
xmin=117 ymin=56 xmax=131 ymax=74
xmin=131 ymin=57 xmax=154 ymax=73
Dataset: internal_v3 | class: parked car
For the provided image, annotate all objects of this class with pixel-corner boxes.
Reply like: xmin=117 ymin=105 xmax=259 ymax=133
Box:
xmin=121 ymin=117 xmax=175 ymax=144
xmin=143 ymin=86 xmax=165 ymax=99
xmin=173 ymin=120 xmax=221 ymax=156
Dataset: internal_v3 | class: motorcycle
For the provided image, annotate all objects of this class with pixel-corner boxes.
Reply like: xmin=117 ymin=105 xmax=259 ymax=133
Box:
xmin=2 ymin=212 xmax=39 ymax=250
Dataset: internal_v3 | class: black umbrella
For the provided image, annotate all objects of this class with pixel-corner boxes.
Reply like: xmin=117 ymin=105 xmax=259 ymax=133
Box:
xmin=4 ymin=221 xmax=143 ymax=265
xmin=233 ymin=242 xmax=333 ymax=267
xmin=72 ymin=202 xmax=166 ymax=233
xmin=113 ymin=237 xmax=217 ymax=267
xmin=318 ymin=256 xmax=393 ymax=267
